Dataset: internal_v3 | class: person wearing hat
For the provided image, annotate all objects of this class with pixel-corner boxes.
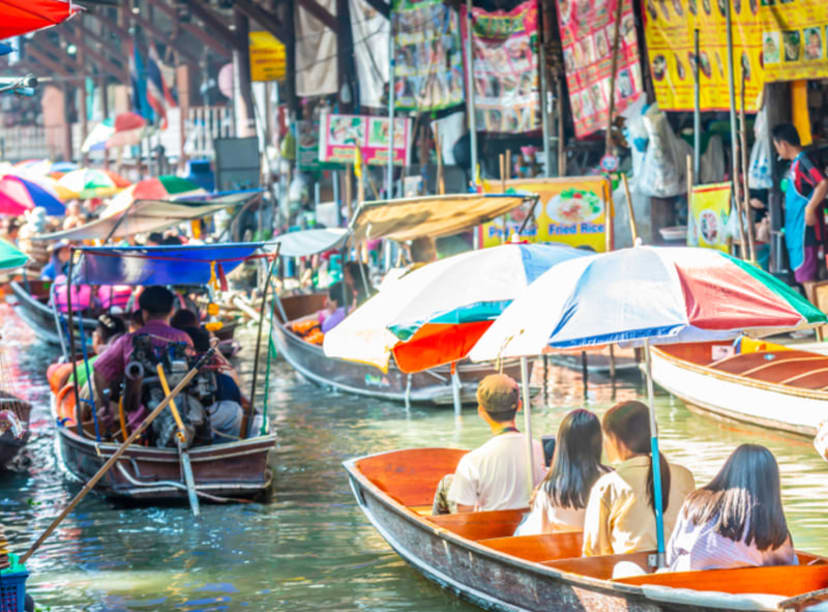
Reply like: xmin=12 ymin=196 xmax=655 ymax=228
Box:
xmin=40 ymin=240 xmax=72 ymax=280
xmin=93 ymin=286 xmax=193 ymax=434
xmin=432 ymin=373 xmax=546 ymax=514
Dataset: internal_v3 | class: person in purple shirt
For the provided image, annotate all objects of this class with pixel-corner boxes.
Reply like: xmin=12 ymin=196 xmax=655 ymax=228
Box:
xmin=93 ymin=286 xmax=193 ymax=433
xmin=320 ymin=281 xmax=347 ymax=333
xmin=666 ymin=444 xmax=797 ymax=572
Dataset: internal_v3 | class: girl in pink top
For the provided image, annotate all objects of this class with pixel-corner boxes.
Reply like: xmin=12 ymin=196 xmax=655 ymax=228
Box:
xmin=667 ymin=444 xmax=797 ymax=572
xmin=516 ymin=409 xmax=608 ymax=535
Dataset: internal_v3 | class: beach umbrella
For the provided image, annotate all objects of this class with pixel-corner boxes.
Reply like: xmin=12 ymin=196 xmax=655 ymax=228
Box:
xmin=0 ymin=0 xmax=78 ymax=38
xmin=0 ymin=239 xmax=27 ymax=271
xmin=81 ymin=112 xmax=147 ymax=152
xmin=57 ymin=168 xmax=131 ymax=199
xmin=323 ymin=243 xmax=588 ymax=411
xmin=13 ymin=159 xmax=77 ymax=177
xmin=101 ymin=176 xmax=207 ymax=215
xmin=0 ymin=174 xmax=65 ymax=215
xmin=469 ymin=245 xmax=826 ymax=566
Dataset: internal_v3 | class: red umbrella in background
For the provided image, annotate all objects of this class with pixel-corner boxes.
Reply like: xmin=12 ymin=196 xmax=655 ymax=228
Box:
xmin=0 ymin=0 xmax=78 ymax=38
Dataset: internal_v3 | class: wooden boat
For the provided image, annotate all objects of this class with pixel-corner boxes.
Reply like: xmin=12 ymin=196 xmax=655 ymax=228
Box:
xmin=650 ymin=341 xmax=828 ymax=438
xmin=8 ymin=279 xmax=96 ymax=346
xmin=272 ymin=292 xmax=519 ymax=405
xmin=345 ymin=447 xmax=828 ymax=611
xmin=0 ymin=392 xmax=31 ymax=469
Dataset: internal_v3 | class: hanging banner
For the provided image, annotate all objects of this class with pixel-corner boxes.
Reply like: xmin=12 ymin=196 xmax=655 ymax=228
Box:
xmin=479 ymin=176 xmax=613 ymax=251
xmin=688 ymin=181 xmax=731 ymax=251
xmin=645 ymin=0 xmax=828 ymax=111
xmin=249 ymin=31 xmax=286 ymax=82
xmin=392 ymin=0 xmax=465 ymax=111
xmin=296 ymin=0 xmax=338 ymax=96
xmin=350 ymin=0 xmax=389 ymax=108
xmin=318 ymin=112 xmax=412 ymax=166
xmin=460 ymin=0 xmax=540 ymax=133
xmin=557 ymin=0 xmax=644 ymax=139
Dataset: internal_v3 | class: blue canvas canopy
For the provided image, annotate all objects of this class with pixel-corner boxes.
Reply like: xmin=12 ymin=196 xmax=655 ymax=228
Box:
xmin=74 ymin=243 xmax=265 ymax=286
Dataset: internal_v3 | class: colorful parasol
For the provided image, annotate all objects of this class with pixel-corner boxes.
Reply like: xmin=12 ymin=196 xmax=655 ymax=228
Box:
xmin=81 ymin=112 xmax=147 ymax=152
xmin=469 ymin=245 xmax=827 ymax=568
xmin=13 ymin=159 xmax=77 ymax=177
xmin=323 ymin=243 xmax=587 ymax=374
xmin=0 ymin=174 xmax=65 ymax=215
xmin=0 ymin=0 xmax=78 ymax=38
xmin=0 ymin=239 xmax=27 ymax=271
xmin=101 ymin=176 xmax=207 ymax=215
xmin=57 ymin=168 xmax=131 ymax=199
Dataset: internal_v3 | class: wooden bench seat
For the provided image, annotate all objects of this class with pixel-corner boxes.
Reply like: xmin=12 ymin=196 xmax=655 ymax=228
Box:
xmin=478 ymin=531 xmax=583 ymax=563
xmin=543 ymin=550 xmax=655 ymax=580
xmin=425 ymin=508 xmax=528 ymax=540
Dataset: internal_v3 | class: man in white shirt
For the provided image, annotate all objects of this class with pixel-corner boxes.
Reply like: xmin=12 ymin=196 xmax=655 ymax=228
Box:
xmin=432 ymin=374 xmax=546 ymax=514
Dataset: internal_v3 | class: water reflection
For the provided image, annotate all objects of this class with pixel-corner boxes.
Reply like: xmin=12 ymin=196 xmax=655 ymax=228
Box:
xmin=1 ymin=304 xmax=827 ymax=610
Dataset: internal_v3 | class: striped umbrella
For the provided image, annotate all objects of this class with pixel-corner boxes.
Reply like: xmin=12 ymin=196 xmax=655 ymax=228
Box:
xmin=57 ymin=168 xmax=131 ymax=199
xmin=81 ymin=112 xmax=147 ymax=152
xmin=13 ymin=159 xmax=77 ymax=177
xmin=323 ymin=243 xmax=588 ymax=375
xmin=0 ymin=174 xmax=65 ymax=215
xmin=0 ymin=0 xmax=78 ymax=38
xmin=469 ymin=245 xmax=827 ymax=567
xmin=102 ymin=176 xmax=207 ymax=215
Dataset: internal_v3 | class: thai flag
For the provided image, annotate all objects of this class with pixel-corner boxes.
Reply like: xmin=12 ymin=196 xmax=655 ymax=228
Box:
xmin=146 ymin=44 xmax=177 ymax=129
xmin=129 ymin=41 xmax=152 ymax=122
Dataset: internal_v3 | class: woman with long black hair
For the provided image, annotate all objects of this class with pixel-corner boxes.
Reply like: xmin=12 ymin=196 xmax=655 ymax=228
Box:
xmin=582 ymin=401 xmax=695 ymax=556
xmin=515 ymin=409 xmax=609 ymax=535
xmin=666 ymin=444 xmax=796 ymax=571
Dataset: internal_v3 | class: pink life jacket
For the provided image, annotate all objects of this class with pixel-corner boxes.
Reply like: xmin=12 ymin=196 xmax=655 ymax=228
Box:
xmin=97 ymin=285 xmax=132 ymax=311
xmin=53 ymin=275 xmax=93 ymax=313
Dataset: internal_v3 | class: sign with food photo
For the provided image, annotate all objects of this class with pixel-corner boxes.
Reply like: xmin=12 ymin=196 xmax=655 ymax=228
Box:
xmin=480 ymin=176 xmax=613 ymax=251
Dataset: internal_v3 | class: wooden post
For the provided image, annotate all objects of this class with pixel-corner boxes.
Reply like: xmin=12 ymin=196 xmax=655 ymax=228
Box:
xmin=434 ymin=122 xmax=445 ymax=196
xmin=740 ymin=72 xmax=756 ymax=263
xmin=499 ymin=154 xmax=507 ymax=243
xmin=622 ymin=173 xmax=638 ymax=244
xmin=556 ymin=77 xmax=566 ymax=176
xmin=604 ymin=0 xmax=624 ymax=157
xmin=344 ymin=165 xmax=353 ymax=219
xmin=686 ymin=153 xmax=694 ymax=238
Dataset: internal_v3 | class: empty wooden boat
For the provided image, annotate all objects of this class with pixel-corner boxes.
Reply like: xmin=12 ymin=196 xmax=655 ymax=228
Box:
xmin=650 ymin=341 xmax=828 ymax=438
xmin=345 ymin=447 xmax=828 ymax=611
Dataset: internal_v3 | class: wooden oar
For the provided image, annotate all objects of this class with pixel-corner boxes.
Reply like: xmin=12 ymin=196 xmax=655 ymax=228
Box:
xmin=20 ymin=348 xmax=216 ymax=564
xmin=156 ymin=364 xmax=200 ymax=517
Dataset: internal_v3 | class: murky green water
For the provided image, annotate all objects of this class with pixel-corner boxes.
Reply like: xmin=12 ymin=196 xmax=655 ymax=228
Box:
xmin=2 ymin=303 xmax=827 ymax=611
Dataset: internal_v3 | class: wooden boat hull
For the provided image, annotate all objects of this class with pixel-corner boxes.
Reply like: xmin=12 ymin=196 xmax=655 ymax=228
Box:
xmin=0 ymin=394 xmax=32 ymax=469
xmin=52 ymin=397 xmax=276 ymax=501
xmin=650 ymin=345 xmax=827 ymax=438
xmin=345 ymin=448 xmax=828 ymax=611
xmin=272 ymin=293 xmax=520 ymax=405
xmin=8 ymin=280 xmax=96 ymax=346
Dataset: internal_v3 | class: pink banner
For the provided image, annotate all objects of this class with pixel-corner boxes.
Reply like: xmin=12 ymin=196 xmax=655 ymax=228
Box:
xmin=318 ymin=112 xmax=412 ymax=166
xmin=558 ymin=0 xmax=644 ymax=138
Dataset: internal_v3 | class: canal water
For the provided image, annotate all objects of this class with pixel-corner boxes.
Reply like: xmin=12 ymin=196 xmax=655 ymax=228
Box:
xmin=2 ymin=303 xmax=827 ymax=611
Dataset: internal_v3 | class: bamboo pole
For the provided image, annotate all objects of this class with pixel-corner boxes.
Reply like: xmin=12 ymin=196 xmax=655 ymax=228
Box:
xmin=622 ymin=173 xmax=638 ymax=244
xmin=686 ymin=154 xmax=695 ymax=245
xmin=434 ymin=122 xmax=445 ymax=195
xmin=500 ymin=154 xmax=507 ymax=243
xmin=740 ymin=71 xmax=756 ymax=263
xmin=21 ymin=348 xmax=216 ymax=564
xmin=604 ymin=0 xmax=625 ymax=157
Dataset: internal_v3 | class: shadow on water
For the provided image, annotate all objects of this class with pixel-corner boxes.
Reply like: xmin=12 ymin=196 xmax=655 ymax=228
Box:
xmin=1 ymin=303 xmax=827 ymax=610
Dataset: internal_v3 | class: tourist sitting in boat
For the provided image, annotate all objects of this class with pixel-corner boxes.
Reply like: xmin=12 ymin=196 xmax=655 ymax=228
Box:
xmin=171 ymin=307 xmax=199 ymax=330
xmin=514 ymin=409 xmax=609 ymax=535
xmin=666 ymin=444 xmax=796 ymax=571
xmin=93 ymin=286 xmax=193 ymax=432
xmin=432 ymin=373 xmax=545 ymax=514
xmin=40 ymin=240 xmax=71 ymax=281
xmin=73 ymin=314 xmax=127 ymax=392
xmin=582 ymin=400 xmax=695 ymax=556
xmin=182 ymin=326 xmax=244 ymax=441
xmin=320 ymin=281 xmax=347 ymax=333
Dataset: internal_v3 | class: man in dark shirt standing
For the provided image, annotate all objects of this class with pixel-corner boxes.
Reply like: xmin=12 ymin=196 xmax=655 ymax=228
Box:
xmin=772 ymin=123 xmax=828 ymax=284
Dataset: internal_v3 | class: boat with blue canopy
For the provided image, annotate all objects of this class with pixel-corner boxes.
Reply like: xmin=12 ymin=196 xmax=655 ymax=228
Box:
xmin=47 ymin=243 xmax=276 ymax=503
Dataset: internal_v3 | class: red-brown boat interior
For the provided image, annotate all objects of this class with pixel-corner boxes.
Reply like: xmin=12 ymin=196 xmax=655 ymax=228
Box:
xmin=658 ymin=342 xmax=828 ymax=391
xmin=355 ymin=448 xmax=828 ymax=601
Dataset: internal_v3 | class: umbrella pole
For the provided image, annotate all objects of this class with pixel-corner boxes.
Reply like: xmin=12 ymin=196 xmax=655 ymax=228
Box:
xmin=643 ymin=339 xmax=666 ymax=568
xmin=520 ymin=356 xmax=534 ymax=496
xmin=451 ymin=362 xmax=462 ymax=416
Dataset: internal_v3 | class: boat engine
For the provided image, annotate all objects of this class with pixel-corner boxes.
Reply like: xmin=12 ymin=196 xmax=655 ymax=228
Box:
xmin=125 ymin=334 xmax=215 ymax=449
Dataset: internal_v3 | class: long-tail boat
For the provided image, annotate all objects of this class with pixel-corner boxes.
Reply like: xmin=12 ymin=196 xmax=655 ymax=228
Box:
xmin=269 ymin=195 xmax=536 ymax=405
xmin=650 ymin=339 xmax=828 ymax=438
xmin=48 ymin=243 xmax=276 ymax=502
xmin=345 ymin=447 xmax=828 ymax=611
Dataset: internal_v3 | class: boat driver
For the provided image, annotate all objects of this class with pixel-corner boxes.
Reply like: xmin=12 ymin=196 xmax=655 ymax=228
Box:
xmin=432 ymin=374 xmax=546 ymax=514
xmin=93 ymin=286 xmax=193 ymax=434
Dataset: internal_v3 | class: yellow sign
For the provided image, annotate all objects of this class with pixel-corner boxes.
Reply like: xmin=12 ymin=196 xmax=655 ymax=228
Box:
xmin=480 ymin=177 xmax=613 ymax=252
xmin=689 ymin=181 xmax=731 ymax=251
xmin=645 ymin=0 xmax=828 ymax=111
xmin=249 ymin=31 xmax=286 ymax=82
